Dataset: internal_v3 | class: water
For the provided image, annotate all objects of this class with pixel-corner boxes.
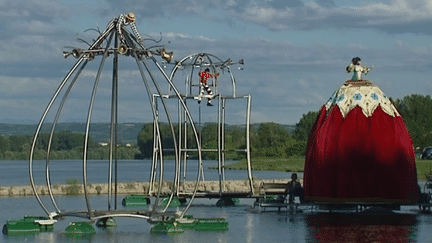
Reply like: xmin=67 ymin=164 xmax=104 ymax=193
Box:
xmin=1 ymin=160 xmax=432 ymax=242
xmin=1 ymin=196 xmax=432 ymax=243
xmin=0 ymin=160 xmax=292 ymax=186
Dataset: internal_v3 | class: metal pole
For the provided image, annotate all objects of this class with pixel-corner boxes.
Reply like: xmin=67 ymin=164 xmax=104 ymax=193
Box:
xmin=221 ymin=97 xmax=226 ymax=191
xmin=217 ymin=95 xmax=222 ymax=194
xmin=83 ymin=31 xmax=115 ymax=218
xmin=108 ymin=32 xmax=119 ymax=210
xmin=183 ymin=98 xmax=188 ymax=184
xmin=246 ymin=95 xmax=254 ymax=194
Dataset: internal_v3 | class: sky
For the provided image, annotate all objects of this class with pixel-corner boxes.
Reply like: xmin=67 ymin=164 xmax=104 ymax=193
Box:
xmin=1 ymin=0 xmax=432 ymax=125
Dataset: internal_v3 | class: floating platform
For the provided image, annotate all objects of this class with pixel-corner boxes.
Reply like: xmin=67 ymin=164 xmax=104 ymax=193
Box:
xmin=96 ymin=217 xmax=117 ymax=228
xmin=193 ymin=218 xmax=229 ymax=231
xmin=64 ymin=221 xmax=96 ymax=235
xmin=216 ymin=197 xmax=240 ymax=207
xmin=176 ymin=191 xmax=253 ymax=199
xmin=250 ymin=199 xmax=432 ymax=214
xmin=122 ymin=194 xmax=151 ymax=207
xmin=150 ymin=221 xmax=185 ymax=234
xmin=150 ymin=215 xmax=229 ymax=234
xmin=2 ymin=216 xmax=56 ymax=235
xmin=159 ymin=197 xmax=183 ymax=207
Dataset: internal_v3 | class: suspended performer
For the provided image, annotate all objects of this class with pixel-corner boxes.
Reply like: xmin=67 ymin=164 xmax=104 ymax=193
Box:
xmin=198 ymin=68 xmax=219 ymax=106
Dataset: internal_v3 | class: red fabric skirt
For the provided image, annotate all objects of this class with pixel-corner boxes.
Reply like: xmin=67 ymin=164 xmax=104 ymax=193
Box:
xmin=304 ymin=105 xmax=418 ymax=203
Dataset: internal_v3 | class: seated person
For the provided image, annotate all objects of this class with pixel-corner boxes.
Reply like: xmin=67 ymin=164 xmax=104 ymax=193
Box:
xmin=286 ymin=173 xmax=305 ymax=203
xmin=418 ymin=184 xmax=431 ymax=210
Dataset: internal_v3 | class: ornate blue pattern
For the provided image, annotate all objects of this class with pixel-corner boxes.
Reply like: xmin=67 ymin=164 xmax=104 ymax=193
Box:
xmin=371 ymin=93 xmax=379 ymax=101
xmin=336 ymin=93 xmax=345 ymax=103
xmin=353 ymin=93 xmax=362 ymax=101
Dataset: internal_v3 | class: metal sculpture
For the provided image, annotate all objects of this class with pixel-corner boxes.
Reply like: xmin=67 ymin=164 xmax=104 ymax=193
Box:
xmin=148 ymin=53 xmax=253 ymax=202
xmin=28 ymin=12 xmax=203 ymax=223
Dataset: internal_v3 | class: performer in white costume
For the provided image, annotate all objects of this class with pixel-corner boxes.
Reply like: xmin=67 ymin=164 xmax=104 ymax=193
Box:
xmin=346 ymin=57 xmax=371 ymax=81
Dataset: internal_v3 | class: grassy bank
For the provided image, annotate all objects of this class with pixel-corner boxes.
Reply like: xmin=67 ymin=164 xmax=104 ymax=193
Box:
xmin=415 ymin=159 xmax=432 ymax=180
xmin=227 ymin=157 xmax=432 ymax=179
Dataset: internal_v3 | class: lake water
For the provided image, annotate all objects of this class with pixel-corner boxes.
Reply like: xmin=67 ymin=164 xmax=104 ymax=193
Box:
xmin=0 ymin=160 xmax=292 ymax=186
xmin=1 ymin=160 xmax=432 ymax=242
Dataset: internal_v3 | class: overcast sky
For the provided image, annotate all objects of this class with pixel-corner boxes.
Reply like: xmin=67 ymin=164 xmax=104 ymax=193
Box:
xmin=1 ymin=0 xmax=432 ymax=125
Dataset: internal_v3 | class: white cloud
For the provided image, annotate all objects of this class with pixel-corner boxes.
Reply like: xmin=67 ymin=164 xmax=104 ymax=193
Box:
xmin=161 ymin=32 xmax=216 ymax=42
xmin=2 ymin=0 xmax=432 ymax=125
xmin=99 ymin=0 xmax=432 ymax=34
xmin=238 ymin=0 xmax=432 ymax=32
xmin=0 ymin=76 xmax=56 ymax=96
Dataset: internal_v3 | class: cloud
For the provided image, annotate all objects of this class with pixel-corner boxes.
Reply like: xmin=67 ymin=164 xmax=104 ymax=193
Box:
xmin=99 ymin=0 xmax=432 ymax=34
xmin=315 ymin=0 xmax=336 ymax=8
xmin=0 ymin=0 xmax=78 ymax=67
xmin=236 ymin=0 xmax=432 ymax=33
xmin=161 ymin=32 xmax=216 ymax=42
xmin=2 ymin=0 xmax=432 ymax=125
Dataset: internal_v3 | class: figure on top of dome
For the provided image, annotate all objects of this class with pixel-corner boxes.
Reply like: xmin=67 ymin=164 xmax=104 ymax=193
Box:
xmin=346 ymin=57 xmax=372 ymax=81
xmin=116 ymin=12 xmax=143 ymax=44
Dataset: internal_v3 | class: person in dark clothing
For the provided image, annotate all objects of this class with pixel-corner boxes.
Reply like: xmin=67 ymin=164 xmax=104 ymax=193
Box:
xmin=286 ymin=173 xmax=305 ymax=203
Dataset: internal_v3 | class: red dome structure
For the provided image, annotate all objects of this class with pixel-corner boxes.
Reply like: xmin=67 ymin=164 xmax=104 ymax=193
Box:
xmin=304 ymin=80 xmax=418 ymax=204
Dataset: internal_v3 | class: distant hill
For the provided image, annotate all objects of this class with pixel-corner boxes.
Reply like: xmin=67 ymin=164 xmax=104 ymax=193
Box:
xmin=0 ymin=123 xmax=145 ymax=144
xmin=0 ymin=122 xmax=297 ymax=144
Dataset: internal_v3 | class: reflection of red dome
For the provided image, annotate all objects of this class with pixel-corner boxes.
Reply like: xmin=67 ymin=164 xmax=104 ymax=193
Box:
xmin=304 ymin=80 xmax=418 ymax=203
xmin=306 ymin=213 xmax=416 ymax=242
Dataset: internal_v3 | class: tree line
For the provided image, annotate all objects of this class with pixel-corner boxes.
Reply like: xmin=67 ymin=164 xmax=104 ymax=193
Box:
xmin=393 ymin=94 xmax=432 ymax=150
xmin=0 ymin=131 xmax=139 ymax=160
xmin=136 ymin=122 xmax=307 ymax=160
xmin=0 ymin=94 xmax=429 ymax=160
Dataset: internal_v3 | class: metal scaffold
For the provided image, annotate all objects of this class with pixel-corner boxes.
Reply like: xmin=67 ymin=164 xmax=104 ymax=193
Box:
xmin=28 ymin=12 xmax=204 ymax=222
xmin=148 ymin=53 xmax=254 ymax=200
xmin=20 ymin=12 xmax=255 ymax=236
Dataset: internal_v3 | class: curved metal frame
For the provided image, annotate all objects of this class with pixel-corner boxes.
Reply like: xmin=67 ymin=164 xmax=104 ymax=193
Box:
xmin=29 ymin=14 xmax=203 ymax=220
xmin=168 ymin=53 xmax=238 ymax=98
xmin=149 ymin=53 xmax=254 ymax=198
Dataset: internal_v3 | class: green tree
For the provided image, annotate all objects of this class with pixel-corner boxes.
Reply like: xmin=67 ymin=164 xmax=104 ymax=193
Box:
xmin=201 ymin=123 xmax=218 ymax=146
xmin=56 ymin=131 xmax=86 ymax=150
xmin=9 ymin=135 xmax=32 ymax=152
xmin=136 ymin=123 xmax=178 ymax=158
xmin=136 ymin=122 xmax=249 ymax=160
xmin=225 ymin=125 xmax=247 ymax=159
xmin=0 ymin=131 xmax=102 ymax=160
xmin=252 ymin=122 xmax=293 ymax=157
xmin=0 ymin=135 xmax=10 ymax=153
xmin=199 ymin=123 xmax=219 ymax=159
xmin=293 ymin=111 xmax=319 ymax=141
xmin=137 ymin=123 xmax=156 ymax=158
xmin=285 ymin=141 xmax=307 ymax=157
xmin=394 ymin=94 xmax=432 ymax=148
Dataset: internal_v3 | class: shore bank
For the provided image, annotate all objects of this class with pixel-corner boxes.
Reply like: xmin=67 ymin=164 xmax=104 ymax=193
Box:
xmin=0 ymin=179 xmax=303 ymax=197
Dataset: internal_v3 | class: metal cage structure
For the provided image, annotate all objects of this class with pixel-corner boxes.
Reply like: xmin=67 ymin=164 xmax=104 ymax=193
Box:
xmin=28 ymin=13 xmax=203 ymax=222
xmin=148 ymin=53 xmax=254 ymax=199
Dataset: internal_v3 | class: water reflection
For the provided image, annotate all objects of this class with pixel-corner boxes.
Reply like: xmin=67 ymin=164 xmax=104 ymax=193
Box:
xmin=245 ymin=213 xmax=254 ymax=243
xmin=306 ymin=213 xmax=417 ymax=242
